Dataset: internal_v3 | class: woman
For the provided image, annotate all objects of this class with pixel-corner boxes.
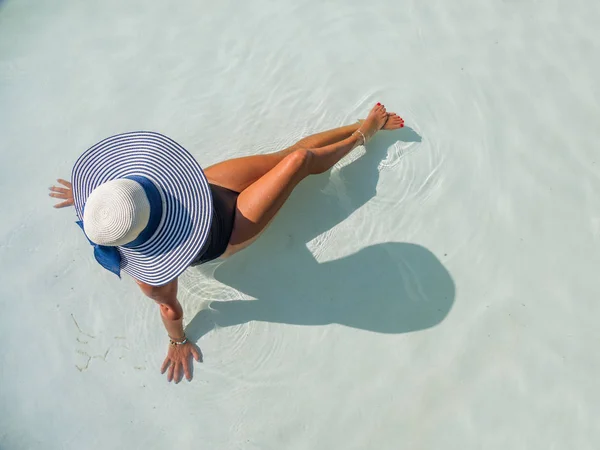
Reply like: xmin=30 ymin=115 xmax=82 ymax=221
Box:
xmin=49 ymin=103 xmax=404 ymax=383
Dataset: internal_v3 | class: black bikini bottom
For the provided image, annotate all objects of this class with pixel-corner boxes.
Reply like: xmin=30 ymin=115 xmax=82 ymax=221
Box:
xmin=190 ymin=184 xmax=239 ymax=266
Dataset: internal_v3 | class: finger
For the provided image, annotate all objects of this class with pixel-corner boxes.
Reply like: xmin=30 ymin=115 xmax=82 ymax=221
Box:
xmin=57 ymin=179 xmax=72 ymax=188
xmin=161 ymin=356 xmax=171 ymax=374
xmin=191 ymin=346 xmax=202 ymax=362
xmin=49 ymin=186 xmax=69 ymax=194
xmin=167 ymin=361 xmax=175 ymax=382
xmin=178 ymin=362 xmax=185 ymax=383
xmin=174 ymin=363 xmax=182 ymax=384
xmin=183 ymin=358 xmax=192 ymax=381
xmin=49 ymin=192 xmax=67 ymax=199
xmin=53 ymin=200 xmax=73 ymax=208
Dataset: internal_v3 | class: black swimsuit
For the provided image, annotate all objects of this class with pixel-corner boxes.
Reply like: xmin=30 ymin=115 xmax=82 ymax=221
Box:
xmin=190 ymin=184 xmax=239 ymax=265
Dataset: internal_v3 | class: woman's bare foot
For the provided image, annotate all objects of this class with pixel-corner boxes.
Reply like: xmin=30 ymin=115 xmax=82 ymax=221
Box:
xmin=382 ymin=113 xmax=404 ymax=130
xmin=357 ymin=105 xmax=405 ymax=143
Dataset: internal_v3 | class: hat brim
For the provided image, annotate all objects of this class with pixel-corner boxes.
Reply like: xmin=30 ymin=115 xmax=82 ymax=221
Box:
xmin=72 ymin=131 xmax=213 ymax=286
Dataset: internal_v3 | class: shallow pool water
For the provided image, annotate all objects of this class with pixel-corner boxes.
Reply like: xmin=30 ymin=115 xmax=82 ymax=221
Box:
xmin=1 ymin=0 xmax=599 ymax=448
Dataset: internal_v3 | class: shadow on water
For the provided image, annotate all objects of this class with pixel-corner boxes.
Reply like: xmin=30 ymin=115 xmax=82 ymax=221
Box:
xmin=187 ymin=127 xmax=454 ymax=340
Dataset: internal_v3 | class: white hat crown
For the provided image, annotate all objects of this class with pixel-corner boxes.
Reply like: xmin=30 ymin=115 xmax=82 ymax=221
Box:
xmin=83 ymin=179 xmax=150 ymax=246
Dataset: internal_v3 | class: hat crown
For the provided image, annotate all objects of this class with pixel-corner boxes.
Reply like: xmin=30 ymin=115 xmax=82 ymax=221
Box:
xmin=83 ymin=179 xmax=150 ymax=246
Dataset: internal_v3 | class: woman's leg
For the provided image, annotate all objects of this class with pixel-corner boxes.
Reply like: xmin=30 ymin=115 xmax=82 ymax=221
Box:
xmin=205 ymin=112 xmax=404 ymax=192
xmin=223 ymin=104 xmax=391 ymax=256
xmin=204 ymin=123 xmax=361 ymax=193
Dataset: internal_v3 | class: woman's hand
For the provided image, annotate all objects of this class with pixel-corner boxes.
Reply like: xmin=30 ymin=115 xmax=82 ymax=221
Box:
xmin=161 ymin=341 xmax=202 ymax=383
xmin=49 ymin=179 xmax=74 ymax=208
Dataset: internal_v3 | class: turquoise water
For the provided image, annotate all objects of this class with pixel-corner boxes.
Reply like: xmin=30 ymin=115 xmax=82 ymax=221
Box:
xmin=1 ymin=0 xmax=599 ymax=449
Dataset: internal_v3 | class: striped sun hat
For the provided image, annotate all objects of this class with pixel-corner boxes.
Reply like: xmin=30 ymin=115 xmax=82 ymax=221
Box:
xmin=71 ymin=131 xmax=213 ymax=286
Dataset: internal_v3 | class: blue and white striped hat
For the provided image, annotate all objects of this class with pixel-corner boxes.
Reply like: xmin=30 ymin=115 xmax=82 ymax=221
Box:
xmin=72 ymin=131 xmax=213 ymax=286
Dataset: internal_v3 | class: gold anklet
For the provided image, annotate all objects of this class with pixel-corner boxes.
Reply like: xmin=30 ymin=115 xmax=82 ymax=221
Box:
xmin=354 ymin=130 xmax=366 ymax=145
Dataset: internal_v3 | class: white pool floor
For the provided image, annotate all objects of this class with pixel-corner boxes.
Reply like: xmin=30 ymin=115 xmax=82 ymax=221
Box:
xmin=1 ymin=0 xmax=599 ymax=448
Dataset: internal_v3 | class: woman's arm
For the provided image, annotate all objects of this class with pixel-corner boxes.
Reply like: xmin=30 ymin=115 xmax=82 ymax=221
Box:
xmin=136 ymin=278 xmax=202 ymax=383
xmin=136 ymin=278 xmax=185 ymax=340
